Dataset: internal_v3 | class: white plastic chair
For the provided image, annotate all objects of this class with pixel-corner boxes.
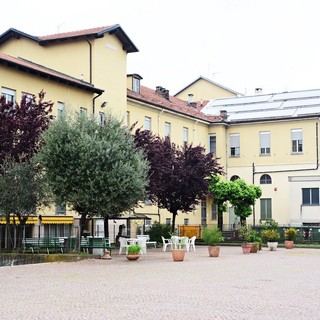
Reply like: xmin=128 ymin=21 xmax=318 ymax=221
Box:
xmin=188 ymin=236 xmax=196 ymax=252
xmin=161 ymin=236 xmax=172 ymax=252
xmin=138 ymin=237 xmax=147 ymax=255
xmin=119 ymin=237 xmax=129 ymax=255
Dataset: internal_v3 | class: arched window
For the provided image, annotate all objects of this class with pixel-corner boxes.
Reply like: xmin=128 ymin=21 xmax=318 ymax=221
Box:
xmin=260 ymin=174 xmax=272 ymax=184
xmin=230 ymin=175 xmax=240 ymax=181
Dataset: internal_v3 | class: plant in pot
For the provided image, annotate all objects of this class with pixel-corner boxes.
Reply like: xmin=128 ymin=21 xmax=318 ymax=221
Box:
xmin=284 ymin=228 xmax=297 ymax=249
xmin=202 ymin=226 xmax=224 ymax=257
xmin=247 ymin=229 xmax=260 ymax=253
xmin=171 ymin=236 xmax=187 ymax=262
xmin=126 ymin=244 xmax=141 ymax=261
xmin=261 ymin=229 xmax=280 ymax=251
xmin=238 ymin=225 xmax=253 ymax=254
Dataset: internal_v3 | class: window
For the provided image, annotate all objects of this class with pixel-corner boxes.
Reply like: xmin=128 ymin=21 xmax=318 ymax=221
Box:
xmin=184 ymin=218 xmax=189 ymax=226
xmin=201 ymin=200 xmax=207 ymax=225
xmin=209 ymin=135 xmax=216 ymax=155
xmin=302 ymin=188 xmax=319 ymax=205
xmin=230 ymin=134 xmax=240 ymax=157
xmin=183 ymin=127 xmax=188 ymax=147
xmin=165 ymin=218 xmax=171 ymax=225
xmin=98 ymin=112 xmax=105 ymax=126
xmin=1 ymin=87 xmax=15 ymax=103
xmin=260 ymin=174 xmax=272 ymax=184
xmin=22 ymin=92 xmax=34 ymax=104
xmin=260 ymin=131 xmax=270 ymax=155
xmin=211 ymin=204 xmax=217 ymax=220
xmin=165 ymin=122 xmax=171 ymax=138
xmin=144 ymin=116 xmax=151 ymax=131
xmin=260 ymin=198 xmax=272 ymax=220
xmin=230 ymin=175 xmax=240 ymax=181
xmin=132 ymin=77 xmax=140 ymax=94
xmin=80 ymin=107 xmax=87 ymax=114
xmin=55 ymin=203 xmax=66 ymax=215
xmin=57 ymin=102 xmax=64 ymax=119
xmin=291 ymin=129 xmax=303 ymax=153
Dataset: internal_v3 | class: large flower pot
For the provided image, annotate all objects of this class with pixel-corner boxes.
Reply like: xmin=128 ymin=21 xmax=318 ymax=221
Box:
xmin=241 ymin=244 xmax=251 ymax=254
xmin=126 ymin=254 xmax=140 ymax=261
xmin=250 ymin=242 xmax=259 ymax=253
xmin=172 ymin=249 xmax=185 ymax=261
xmin=267 ymin=242 xmax=278 ymax=251
xmin=208 ymin=246 xmax=220 ymax=257
xmin=285 ymin=240 xmax=294 ymax=249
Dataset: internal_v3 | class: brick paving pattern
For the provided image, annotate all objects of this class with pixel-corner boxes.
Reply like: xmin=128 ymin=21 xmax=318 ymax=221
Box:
xmin=0 ymin=246 xmax=320 ymax=319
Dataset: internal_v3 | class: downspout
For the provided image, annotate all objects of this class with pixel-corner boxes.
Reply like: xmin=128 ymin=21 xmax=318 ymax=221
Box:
xmin=85 ymin=39 xmax=92 ymax=84
xmin=157 ymin=108 xmax=164 ymax=135
xmin=93 ymin=92 xmax=102 ymax=115
xmin=193 ymin=119 xmax=199 ymax=144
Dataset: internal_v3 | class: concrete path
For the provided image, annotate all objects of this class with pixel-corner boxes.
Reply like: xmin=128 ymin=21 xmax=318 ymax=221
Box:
xmin=0 ymin=246 xmax=319 ymax=320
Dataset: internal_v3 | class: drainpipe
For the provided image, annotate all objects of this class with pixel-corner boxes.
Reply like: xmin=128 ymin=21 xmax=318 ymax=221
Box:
xmin=85 ymin=39 xmax=92 ymax=84
xmin=92 ymin=92 xmax=102 ymax=115
xmin=193 ymin=120 xmax=199 ymax=144
xmin=157 ymin=108 xmax=164 ymax=134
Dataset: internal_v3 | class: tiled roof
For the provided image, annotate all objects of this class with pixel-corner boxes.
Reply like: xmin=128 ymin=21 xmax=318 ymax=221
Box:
xmin=0 ymin=25 xmax=138 ymax=53
xmin=128 ymin=85 xmax=220 ymax=122
xmin=38 ymin=26 xmax=113 ymax=41
xmin=0 ymin=52 xmax=103 ymax=94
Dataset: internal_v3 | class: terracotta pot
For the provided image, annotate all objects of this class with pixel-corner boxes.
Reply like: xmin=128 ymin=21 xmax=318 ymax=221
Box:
xmin=285 ymin=240 xmax=294 ymax=249
xmin=250 ymin=242 xmax=259 ymax=253
xmin=208 ymin=246 xmax=220 ymax=257
xmin=242 ymin=244 xmax=251 ymax=254
xmin=126 ymin=254 xmax=140 ymax=261
xmin=172 ymin=249 xmax=185 ymax=261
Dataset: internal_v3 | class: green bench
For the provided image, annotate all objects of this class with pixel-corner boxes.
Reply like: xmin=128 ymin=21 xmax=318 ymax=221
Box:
xmin=22 ymin=238 xmax=64 ymax=254
xmin=81 ymin=237 xmax=113 ymax=255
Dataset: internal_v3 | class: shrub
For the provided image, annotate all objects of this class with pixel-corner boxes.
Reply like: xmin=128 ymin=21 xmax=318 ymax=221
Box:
xmin=202 ymin=227 xmax=224 ymax=246
xmin=127 ymin=244 xmax=141 ymax=254
xmin=261 ymin=229 xmax=280 ymax=242
xmin=285 ymin=228 xmax=297 ymax=241
xmin=146 ymin=222 xmax=171 ymax=244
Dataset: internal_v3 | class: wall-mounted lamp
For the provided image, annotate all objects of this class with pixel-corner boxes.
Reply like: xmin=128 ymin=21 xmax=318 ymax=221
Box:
xmin=101 ymin=101 xmax=107 ymax=108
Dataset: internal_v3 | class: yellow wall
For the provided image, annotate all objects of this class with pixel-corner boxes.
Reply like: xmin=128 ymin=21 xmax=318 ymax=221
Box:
xmin=175 ymin=78 xmax=237 ymax=102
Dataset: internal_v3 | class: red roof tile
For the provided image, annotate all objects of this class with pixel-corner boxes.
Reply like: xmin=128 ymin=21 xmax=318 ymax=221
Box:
xmin=128 ymin=85 xmax=220 ymax=122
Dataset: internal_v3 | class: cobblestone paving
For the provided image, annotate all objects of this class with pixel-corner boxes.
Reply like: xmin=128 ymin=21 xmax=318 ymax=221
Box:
xmin=0 ymin=246 xmax=320 ymax=320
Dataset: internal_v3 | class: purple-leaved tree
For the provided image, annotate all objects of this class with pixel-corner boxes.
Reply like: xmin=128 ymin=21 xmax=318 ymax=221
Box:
xmin=134 ymin=128 xmax=224 ymax=232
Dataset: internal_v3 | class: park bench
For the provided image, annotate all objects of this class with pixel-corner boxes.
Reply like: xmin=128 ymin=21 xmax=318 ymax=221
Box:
xmin=81 ymin=237 xmax=113 ymax=255
xmin=22 ymin=237 xmax=64 ymax=254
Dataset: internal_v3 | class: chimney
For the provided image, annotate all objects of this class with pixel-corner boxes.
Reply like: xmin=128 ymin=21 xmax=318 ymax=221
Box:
xmin=220 ymin=110 xmax=228 ymax=120
xmin=155 ymin=86 xmax=170 ymax=100
xmin=255 ymin=88 xmax=263 ymax=95
xmin=187 ymin=93 xmax=197 ymax=108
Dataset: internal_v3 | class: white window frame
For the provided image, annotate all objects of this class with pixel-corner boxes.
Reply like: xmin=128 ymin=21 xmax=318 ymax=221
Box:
xmin=1 ymin=87 xmax=15 ymax=103
xmin=57 ymin=102 xmax=64 ymax=119
xmin=291 ymin=129 xmax=303 ymax=153
xmin=260 ymin=131 xmax=271 ymax=155
xmin=144 ymin=116 xmax=151 ymax=131
xmin=183 ymin=127 xmax=188 ymax=146
xmin=132 ymin=77 xmax=140 ymax=94
xmin=165 ymin=122 xmax=171 ymax=138
xmin=260 ymin=198 xmax=272 ymax=220
xmin=98 ymin=112 xmax=105 ymax=126
xmin=80 ymin=107 xmax=87 ymax=114
xmin=230 ymin=134 xmax=240 ymax=157
xmin=209 ymin=134 xmax=216 ymax=155
xmin=302 ymin=188 xmax=320 ymax=205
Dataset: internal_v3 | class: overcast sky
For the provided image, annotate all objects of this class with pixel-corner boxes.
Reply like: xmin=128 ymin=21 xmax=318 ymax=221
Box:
xmin=2 ymin=0 xmax=320 ymax=96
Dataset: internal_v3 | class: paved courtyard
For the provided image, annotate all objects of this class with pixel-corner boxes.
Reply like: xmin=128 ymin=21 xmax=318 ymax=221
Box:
xmin=0 ymin=246 xmax=320 ymax=320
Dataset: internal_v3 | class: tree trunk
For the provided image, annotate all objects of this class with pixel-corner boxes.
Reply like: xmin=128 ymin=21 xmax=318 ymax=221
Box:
xmin=79 ymin=213 xmax=87 ymax=238
xmin=240 ymin=216 xmax=246 ymax=226
xmin=171 ymin=211 xmax=177 ymax=233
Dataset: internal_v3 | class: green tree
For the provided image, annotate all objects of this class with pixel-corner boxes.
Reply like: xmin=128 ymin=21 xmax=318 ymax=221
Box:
xmin=0 ymin=157 xmax=50 ymax=249
xmin=209 ymin=176 xmax=262 ymax=227
xmin=37 ymin=112 xmax=149 ymax=237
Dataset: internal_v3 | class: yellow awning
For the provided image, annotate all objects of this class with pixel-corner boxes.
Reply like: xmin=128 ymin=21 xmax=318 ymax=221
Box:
xmin=0 ymin=216 xmax=38 ymax=225
xmin=40 ymin=216 xmax=74 ymax=224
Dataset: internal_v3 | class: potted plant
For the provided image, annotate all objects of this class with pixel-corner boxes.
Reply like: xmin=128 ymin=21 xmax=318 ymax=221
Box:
xmin=284 ymin=228 xmax=297 ymax=249
xmin=261 ymin=229 xmax=280 ymax=251
xmin=238 ymin=225 xmax=253 ymax=254
xmin=126 ymin=244 xmax=141 ymax=260
xmin=247 ymin=229 xmax=260 ymax=253
xmin=171 ymin=236 xmax=187 ymax=261
xmin=202 ymin=226 xmax=224 ymax=257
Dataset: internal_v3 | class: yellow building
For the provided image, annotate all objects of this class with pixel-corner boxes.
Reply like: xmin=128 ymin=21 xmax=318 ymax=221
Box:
xmin=1 ymin=25 xmax=319 ymax=242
